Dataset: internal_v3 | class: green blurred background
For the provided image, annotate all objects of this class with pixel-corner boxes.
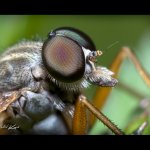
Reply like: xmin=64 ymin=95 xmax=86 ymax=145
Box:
xmin=0 ymin=15 xmax=150 ymax=134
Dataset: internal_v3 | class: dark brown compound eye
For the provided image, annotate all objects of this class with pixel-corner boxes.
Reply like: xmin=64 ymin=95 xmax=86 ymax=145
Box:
xmin=50 ymin=27 xmax=96 ymax=51
xmin=42 ymin=36 xmax=85 ymax=83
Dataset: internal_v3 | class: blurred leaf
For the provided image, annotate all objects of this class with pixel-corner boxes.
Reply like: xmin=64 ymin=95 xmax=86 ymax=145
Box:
xmin=89 ymin=20 xmax=150 ymax=134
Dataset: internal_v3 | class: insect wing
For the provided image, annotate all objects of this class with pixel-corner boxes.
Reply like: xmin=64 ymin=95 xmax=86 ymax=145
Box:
xmin=0 ymin=91 xmax=21 ymax=113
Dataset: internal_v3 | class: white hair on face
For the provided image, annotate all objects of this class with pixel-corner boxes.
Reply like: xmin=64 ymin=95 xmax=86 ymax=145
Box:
xmin=48 ymin=73 xmax=90 ymax=92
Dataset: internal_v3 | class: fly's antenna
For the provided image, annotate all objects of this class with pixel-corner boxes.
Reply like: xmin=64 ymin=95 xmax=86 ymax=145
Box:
xmin=100 ymin=41 xmax=119 ymax=55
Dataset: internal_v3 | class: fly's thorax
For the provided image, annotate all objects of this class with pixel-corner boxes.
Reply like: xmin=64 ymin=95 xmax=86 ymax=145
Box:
xmin=0 ymin=41 xmax=44 ymax=91
xmin=0 ymin=41 xmax=43 ymax=65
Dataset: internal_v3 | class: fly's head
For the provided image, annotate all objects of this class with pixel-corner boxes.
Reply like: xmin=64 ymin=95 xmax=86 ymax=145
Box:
xmin=42 ymin=27 xmax=118 ymax=91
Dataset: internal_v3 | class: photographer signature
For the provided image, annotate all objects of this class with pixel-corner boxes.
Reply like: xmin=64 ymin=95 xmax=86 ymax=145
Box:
xmin=0 ymin=124 xmax=19 ymax=130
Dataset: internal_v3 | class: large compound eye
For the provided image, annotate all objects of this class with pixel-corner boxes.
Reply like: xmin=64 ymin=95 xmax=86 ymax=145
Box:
xmin=42 ymin=35 xmax=85 ymax=83
xmin=52 ymin=27 xmax=96 ymax=51
xmin=42 ymin=27 xmax=96 ymax=83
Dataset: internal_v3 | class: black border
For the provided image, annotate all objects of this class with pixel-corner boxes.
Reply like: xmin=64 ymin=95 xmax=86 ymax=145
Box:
xmin=0 ymin=135 xmax=149 ymax=149
xmin=0 ymin=0 xmax=150 ymax=14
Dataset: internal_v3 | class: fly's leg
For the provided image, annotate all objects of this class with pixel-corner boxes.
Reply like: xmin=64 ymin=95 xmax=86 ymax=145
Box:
xmin=89 ymin=47 xmax=150 ymax=129
xmin=72 ymin=94 xmax=124 ymax=135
